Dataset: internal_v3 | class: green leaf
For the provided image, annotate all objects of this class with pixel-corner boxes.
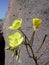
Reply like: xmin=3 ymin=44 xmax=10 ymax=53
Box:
xmin=8 ymin=19 xmax=22 ymax=30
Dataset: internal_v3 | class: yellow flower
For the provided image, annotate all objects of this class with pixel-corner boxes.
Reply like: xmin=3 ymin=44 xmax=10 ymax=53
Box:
xmin=8 ymin=32 xmax=24 ymax=49
xmin=32 ymin=18 xmax=42 ymax=30
xmin=9 ymin=19 xmax=22 ymax=30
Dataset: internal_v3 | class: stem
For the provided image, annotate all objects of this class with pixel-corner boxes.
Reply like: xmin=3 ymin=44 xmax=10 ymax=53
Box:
xmin=44 ymin=61 xmax=49 ymax=65
xmin=36 ymin=34 xmax=47 ymax=53
xmin=29 ymin=30 xmax=35 ymax=46
xmin=24 ymin=38 xmax=38 ymax=65
xmin=20 ymin=29 xmax=29 ymax=43
xmin=20 ymin=29 xmax=38 ymax=65
xmin=37 ymin=42 xmax=49 ymax=60
xmin=33 ymin=55 xmax=38 ymax=65
xmin=24 ymin=43 xmax=34 ymax=58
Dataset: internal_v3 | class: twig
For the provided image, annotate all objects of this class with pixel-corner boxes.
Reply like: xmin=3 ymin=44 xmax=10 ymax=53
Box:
xmin=36 ymin=34 xmax=47 ymax=53
xmin=29 ymin=30 xmax=35 ymax=46
xmin=20 ymin=29 xmax=38 ymax=65
xmin=23 ymin=37 xmax=38 ymax=65
xmin=24 ymin=42 xmax=34 ymax=58
xmin=37 ymin=42 xmax=49 ymax=60
xmin=44 ymin=61 xmax=49 ymax=65
xmin=24 ymin=43 xmax=38 ymax=65
xmin=20 ymin=29 xmax=29 ymax=43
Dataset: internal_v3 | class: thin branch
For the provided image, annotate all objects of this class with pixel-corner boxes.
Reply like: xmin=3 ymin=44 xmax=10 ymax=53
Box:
xmin=23 ymin=37 xmax=38 ymax=65
xmin=24 ymin=42 xmax=34 ymax=58
xmin=29 ymin=30 xmax=35 ymax=46
xmin=23 ymin=35 xmax=34 ymax=58
xmin=20 ymin=29 xmax=29 ymax=43
xmin=44 ymin=61 xmax=49 ymax=65
xmin=20 ymin=29 xmax=38 ymax=65
xmin=24 ymin=43 xmax=38 ymax=65
xmin=37 ymin=42 xmax=49 ymax=60
xmin=36 ymin=34 xmax=47 ymax=53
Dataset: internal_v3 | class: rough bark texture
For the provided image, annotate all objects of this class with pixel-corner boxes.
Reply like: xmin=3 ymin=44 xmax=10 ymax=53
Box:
xmin=3 ymin=0 xmax=49 ymax=65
